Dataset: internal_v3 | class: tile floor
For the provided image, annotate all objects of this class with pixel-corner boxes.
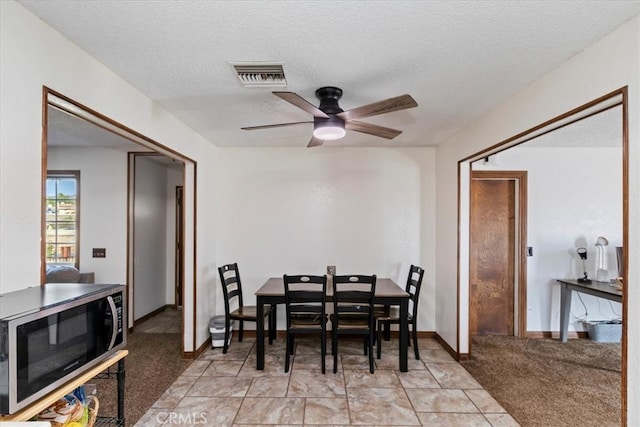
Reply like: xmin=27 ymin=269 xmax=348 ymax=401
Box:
xmin=135 ymin=333 xmax=521 ymax=426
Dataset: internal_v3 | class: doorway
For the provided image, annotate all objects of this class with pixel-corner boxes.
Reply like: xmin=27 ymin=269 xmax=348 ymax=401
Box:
xmin=130 ymin=154 xmax=184 ymax=324
xmin=469 ymin=171 xmax=527 ymax=337
xmin=42 ymin=88 xmax=197 ymax=355
xmin=458 ymin=88 xmax=627 ymax=422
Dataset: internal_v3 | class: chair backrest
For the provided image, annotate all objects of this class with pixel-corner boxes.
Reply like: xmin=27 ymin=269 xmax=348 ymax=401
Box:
xmin=283 ymin=274 xmax=327 ymax=327
xmin=332 ymin=274 xmax=377 ymax=322
xmin=218 ymin=263 xmax=244 ymax=314
xmin=406 ymin=265 xmax=425 ymax=319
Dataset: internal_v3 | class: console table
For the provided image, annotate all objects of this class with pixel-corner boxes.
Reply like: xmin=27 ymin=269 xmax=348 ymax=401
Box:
xmin=556 ymin=279 xmax=622 ymax=342
xmin=0 ymin=349 xmax=127 ymax=424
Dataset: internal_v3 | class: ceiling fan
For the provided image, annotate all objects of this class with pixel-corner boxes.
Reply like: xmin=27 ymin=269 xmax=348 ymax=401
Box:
xmin=241 ymin=87 xmax=418 ymax=147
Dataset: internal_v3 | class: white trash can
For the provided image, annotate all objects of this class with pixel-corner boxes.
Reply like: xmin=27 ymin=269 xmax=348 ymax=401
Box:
xmin=582 ymin=320 xmax=622 ymax=343
xmin=209 ymin=316 xmax=233 ymax=348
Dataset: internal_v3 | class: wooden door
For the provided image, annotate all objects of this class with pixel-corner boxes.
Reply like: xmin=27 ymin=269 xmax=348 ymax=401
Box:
xmin=470 ymin=178 xmax=515 ymax=335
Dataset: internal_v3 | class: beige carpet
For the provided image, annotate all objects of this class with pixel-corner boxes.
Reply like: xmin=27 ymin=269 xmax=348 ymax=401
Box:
xmin=92 ymin=332 xmax=192 ymax=426
xmin=460 ymin=335 xmax=621 ymax=427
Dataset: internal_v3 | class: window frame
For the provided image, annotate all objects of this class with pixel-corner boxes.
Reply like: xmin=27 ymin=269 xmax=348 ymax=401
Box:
xmin=45 ymin=171 xmax=80 ymax=269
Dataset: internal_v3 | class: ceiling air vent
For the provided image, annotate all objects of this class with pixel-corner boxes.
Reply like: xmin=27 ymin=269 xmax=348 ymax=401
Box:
xmin=232 ymin=63 xmax=287 ymax=87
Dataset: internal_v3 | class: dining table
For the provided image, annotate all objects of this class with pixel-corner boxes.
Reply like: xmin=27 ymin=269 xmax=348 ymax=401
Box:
xmin=254 ymin=276 xmax=410 ymax=372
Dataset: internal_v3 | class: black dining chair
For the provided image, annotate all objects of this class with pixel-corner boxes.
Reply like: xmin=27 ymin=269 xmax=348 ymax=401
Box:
xmin=330 ymin=274 xmax=377 ymax=374
xmin=218 ymin=263 xmax=274 ymax=354
xmin=283 ymin=274 xmax=329 ymax=373
xmin=376 ymin=264 xmax=424 ymax=360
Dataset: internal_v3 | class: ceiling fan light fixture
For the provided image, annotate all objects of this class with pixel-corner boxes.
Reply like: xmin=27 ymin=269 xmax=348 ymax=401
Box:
xmin=242 ymin=87 xmax=417 ymax=147
xmin=313 ymin=117 xmax=346 ymax=140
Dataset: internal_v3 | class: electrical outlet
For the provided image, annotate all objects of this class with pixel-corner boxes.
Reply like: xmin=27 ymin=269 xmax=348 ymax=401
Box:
xmin=93 ymin=248 xmax=106 ymax=258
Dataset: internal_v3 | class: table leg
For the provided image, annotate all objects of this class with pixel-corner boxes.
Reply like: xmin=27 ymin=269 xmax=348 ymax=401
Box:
xmin=559 ymin=283 xmax=572 ymax=343
xmin=399 ymin=297 xmax=408 ymax=372
xmin=256 ymin=298 xmax=265 ymax=370
xmin=269 ymin=304 xmax=277 ymax=344
xmin=117 ymin=358 xmax=126 ymax=425
xmin=384 ymin=305 xmax=391 ymax=340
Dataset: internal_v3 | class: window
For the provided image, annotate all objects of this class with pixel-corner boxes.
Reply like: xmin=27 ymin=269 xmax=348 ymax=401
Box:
xmin=46 ymin=172 xmax=80 ymax=266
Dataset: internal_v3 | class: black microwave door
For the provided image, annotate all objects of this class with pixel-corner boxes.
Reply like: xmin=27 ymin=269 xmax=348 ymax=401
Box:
xmin=16 ymin=304 xmax=93 ymax=402
xmin=95 ymin=295 xmax=121 ymax=353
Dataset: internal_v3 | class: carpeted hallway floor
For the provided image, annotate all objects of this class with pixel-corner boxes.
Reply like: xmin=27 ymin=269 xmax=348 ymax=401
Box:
xmin=460 ymin=335 xmax=622 ymax=427
xmin=92 ymin=309 xmax=192 ymax=426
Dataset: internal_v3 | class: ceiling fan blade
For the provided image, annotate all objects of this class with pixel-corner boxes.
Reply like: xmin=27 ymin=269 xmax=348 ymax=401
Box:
xmin=307 ymin=136 xmax=324 ymax=148
xmin=337 ymin=94 xmax=417 ymax=121
xmin=273 ymin=92 xmax=330 ymax=118
xmin=241 ymin=121 xmax=312 ymax=131
xmin=345 ymin=121 xmax=402 ymax=139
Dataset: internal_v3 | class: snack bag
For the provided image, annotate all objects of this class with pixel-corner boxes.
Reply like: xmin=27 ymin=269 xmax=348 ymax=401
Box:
xmin=36 ymin=393 xmax=83 ymax=426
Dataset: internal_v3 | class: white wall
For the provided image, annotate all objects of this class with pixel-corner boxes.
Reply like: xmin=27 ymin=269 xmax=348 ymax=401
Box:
xmin=0 ymin=1 xmax=219 ymax=351
xmin=133 ymin=157 xmax=168 ymax=319
xmin=475 ymin=146 xmax=622 ymax=332
xmin=215 ymin=147 xmax=437 ymax=331
xmin=50 ymin=148 xmax=181 ymax=320
xmin=47 ymin=146 xmax=128 ymax=283
xmin=436 ymin=16 xmax=639 ymax=423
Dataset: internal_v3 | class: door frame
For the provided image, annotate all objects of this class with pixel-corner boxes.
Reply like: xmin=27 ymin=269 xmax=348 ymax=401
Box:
xmin=469 ymin=170 xmax=527 ymax=343
xmin=42 ymin=87 xmax=198 ymax=356
xmin=128 ymin=153 xmax=185 ymax=326
xmin=456 ymin=87 xmax=628 ymax=423
xmin=175 ymin=185 xmax=184 ymax=307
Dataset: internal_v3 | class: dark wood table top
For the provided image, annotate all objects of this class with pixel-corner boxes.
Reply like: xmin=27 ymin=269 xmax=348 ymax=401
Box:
xmin=256 ymin=277 xmax=408 ymax=298
xmin=556 ymin=278 xmax=622 ymax=299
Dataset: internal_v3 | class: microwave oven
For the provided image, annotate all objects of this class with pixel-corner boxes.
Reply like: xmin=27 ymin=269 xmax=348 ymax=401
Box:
xmin=0 ymin=283 xmax=126 ymax=414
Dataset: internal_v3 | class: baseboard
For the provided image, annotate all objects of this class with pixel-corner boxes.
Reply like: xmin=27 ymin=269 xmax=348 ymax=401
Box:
xmin=526 ymin=331 xmax=589 ymax=339
xmin=235 ymin=330 xmax=436 ymax=339
xmin=185 ymin=338 xmax=210 ymax=360
xmin=434 ymin=333 xmax=469 ymax=361
xmin=416 ymin=331 xmax=436 ymax=339
xmin=193 ymin=329 xmax=438 ymax=358
xmin=192 ymin=327 xmax=587 ymax=361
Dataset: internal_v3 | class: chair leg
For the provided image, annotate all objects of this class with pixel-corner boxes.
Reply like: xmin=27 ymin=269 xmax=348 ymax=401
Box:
xmin=222 ymin=318 xmax=230 ymax=354
xmin=368 ymin=331 xmax=375 ymax=374
xmin=333 ymin=329 xmax=338 ymax=374
xmin=331 ymin=327 xmax=336 ymax=356
xmin=289 ymin=334 xmax=295 ymax=355
xmin=238 ymin=320 xmax=244 ymax=342
xmin=284 ymin=333 xmax=292 ymax=373
xmin=321 ymin=329 xmax=326 ymax=374
xmin=412 ymin=321 xmax=420 ymax=360
xmin=376 ymin=320 xmax=383 ymax=359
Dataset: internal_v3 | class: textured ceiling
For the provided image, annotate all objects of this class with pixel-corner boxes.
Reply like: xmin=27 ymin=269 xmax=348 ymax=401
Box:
xmin=19 ymin=0 xmax=639 ymax=148
xmin=47 ymin=107 xmax=147 ymax=151
xmin=48 ymin=107 xmax=185 ymax=169
xmin=529 ymin=106 xmax=623 ymax=148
